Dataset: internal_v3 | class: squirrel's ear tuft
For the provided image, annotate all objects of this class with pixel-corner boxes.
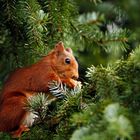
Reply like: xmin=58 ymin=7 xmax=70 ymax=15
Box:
xmin=55 ymin=41 xmax=65 ymax=53
xmin=66 ymin=48 xmax=73 ymax=54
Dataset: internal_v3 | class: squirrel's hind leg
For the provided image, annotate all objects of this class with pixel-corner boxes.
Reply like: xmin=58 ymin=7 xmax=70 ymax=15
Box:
xmin=0 ymin=91 xmax=32 ymax=138
xmin=10 ymin=124 xmax=30 ymax=138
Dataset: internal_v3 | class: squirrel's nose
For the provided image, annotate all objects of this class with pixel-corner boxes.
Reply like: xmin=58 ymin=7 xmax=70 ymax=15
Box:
xmin=72 ymin=74 xmax=79 ymax=80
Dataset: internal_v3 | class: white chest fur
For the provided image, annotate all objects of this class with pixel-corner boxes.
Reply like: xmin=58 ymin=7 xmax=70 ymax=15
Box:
xmin=23 ymin=112 xmax=38 ymax=127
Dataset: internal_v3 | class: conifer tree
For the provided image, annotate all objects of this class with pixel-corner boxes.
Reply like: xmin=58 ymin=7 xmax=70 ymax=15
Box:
xmin=0 ymin=0 xmax=140 ymax=140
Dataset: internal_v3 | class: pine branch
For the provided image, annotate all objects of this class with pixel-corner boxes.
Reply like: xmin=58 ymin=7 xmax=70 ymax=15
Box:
xmin=16 ymin=0 xmax=48 ymax=49
xmin=46 ymin=81 xmax=83 ymax=127
xmin=84 ymin=46 xmax=140 ymax=138
xmin=26 ymin=93 xmax=56 ymax=123
xmin=129 ymin=45 xmax=140 ymax=66
xmin=70 ymin=21 xmax=129 ymax=52
xmin=1 ymin=0 xmax=16 ymax=22
xmin=86 ymin=65 xmax=122 ymax=101
xmin=43 ymin=0 xmax=77 ymax=45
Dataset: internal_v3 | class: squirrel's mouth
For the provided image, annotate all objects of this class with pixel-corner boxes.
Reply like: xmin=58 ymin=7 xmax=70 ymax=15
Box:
xmin=71 ymin=76 xmax=78 ymax=81
xmin=71 ymin=75 xmax=79 ymax=81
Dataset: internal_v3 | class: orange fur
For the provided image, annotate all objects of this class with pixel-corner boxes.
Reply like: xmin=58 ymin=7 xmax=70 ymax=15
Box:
xmin=0 ymin=42 xmax=79 ymax=137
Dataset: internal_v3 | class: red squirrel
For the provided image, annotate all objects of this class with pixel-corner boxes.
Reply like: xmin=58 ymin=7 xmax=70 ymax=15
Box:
xmin=0 ymin=41 xmax=79 ymax=138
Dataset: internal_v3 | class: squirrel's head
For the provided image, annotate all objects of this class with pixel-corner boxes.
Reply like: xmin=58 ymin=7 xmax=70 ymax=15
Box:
xmin=48 ymin=41 xmax=79 ymax=80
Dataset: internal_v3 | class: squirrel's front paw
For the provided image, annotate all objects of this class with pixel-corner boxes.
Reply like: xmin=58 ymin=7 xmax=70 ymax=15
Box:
xmin=66 ymin=79 xmax=79 ymax=89
xmin=70 ymin=79 xmax=78 ymax=88
xmin=61 ymin=78 xmax=82 ymax=89
xmin=67 ymin=79 xmax=82 ymax=89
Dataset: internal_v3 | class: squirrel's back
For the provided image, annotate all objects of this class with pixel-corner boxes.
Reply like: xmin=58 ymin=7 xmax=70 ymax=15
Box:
xmin=1 ymin=41 xmax=79 ymax=97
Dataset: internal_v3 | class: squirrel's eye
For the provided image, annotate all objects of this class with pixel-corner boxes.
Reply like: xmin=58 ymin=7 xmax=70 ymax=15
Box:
xmin=65 ymin=58 xmax=71 ymax=64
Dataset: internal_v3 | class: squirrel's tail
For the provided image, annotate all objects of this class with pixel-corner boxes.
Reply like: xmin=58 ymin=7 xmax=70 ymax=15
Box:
xmin=0 ymin=91 xmax=27 ymax=132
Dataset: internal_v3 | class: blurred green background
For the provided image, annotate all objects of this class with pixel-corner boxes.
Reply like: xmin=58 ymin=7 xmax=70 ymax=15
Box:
xmin=76 ymin=0 xmax=140 ymax=66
